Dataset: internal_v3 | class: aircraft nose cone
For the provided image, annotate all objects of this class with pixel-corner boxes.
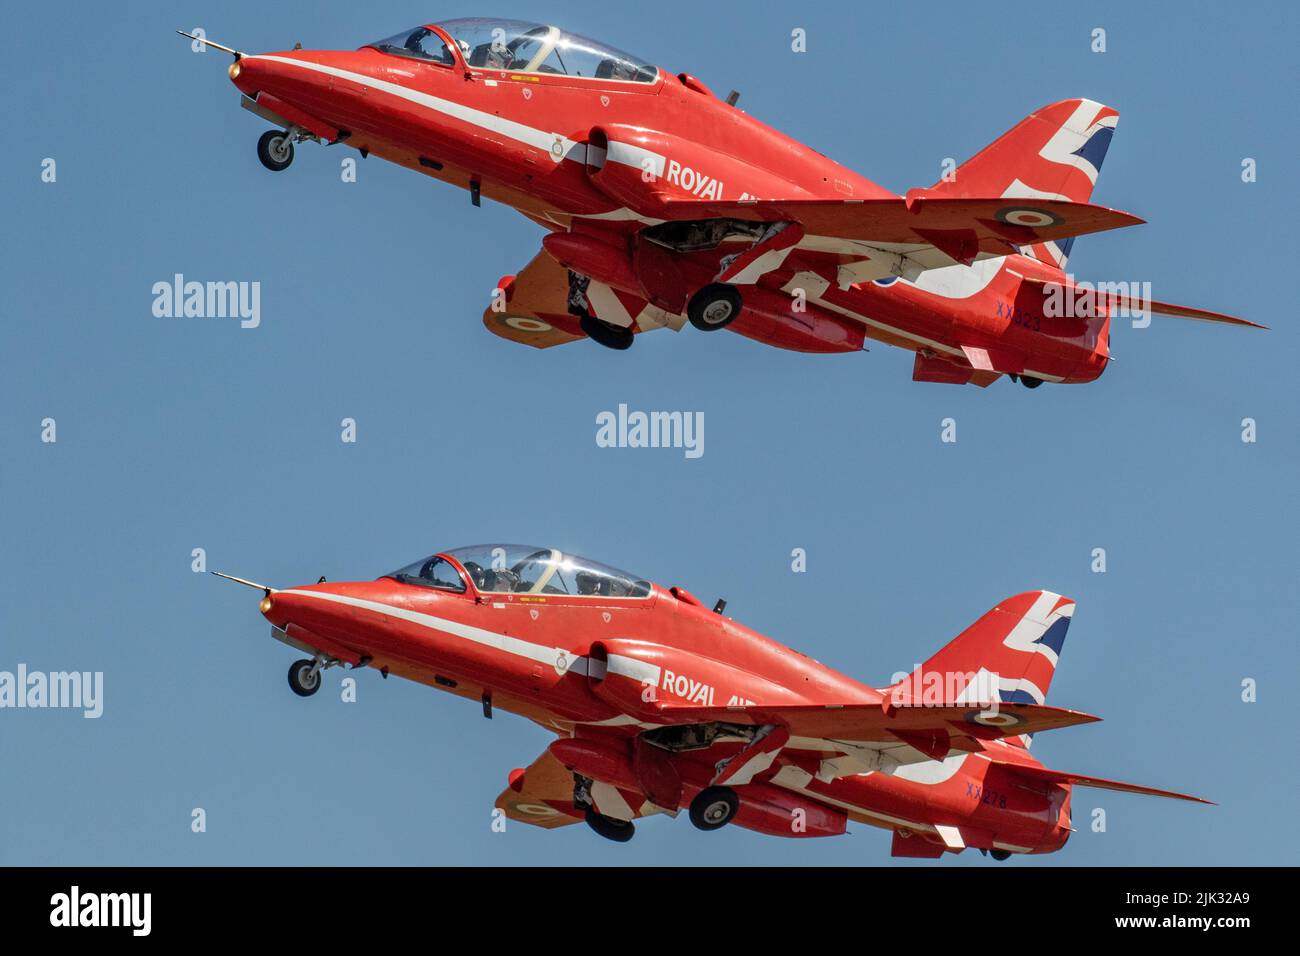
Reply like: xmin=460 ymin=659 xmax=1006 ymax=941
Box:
xmin=226 ymin=55 xmax=262 ymax=96
xmin=259 ymin=590 xmax=300 ymax=628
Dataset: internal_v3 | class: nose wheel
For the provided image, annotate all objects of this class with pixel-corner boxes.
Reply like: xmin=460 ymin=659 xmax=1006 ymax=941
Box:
xmin=287 ymin=658 xmax=322 ymax=696
xmin=689 ymin=785 xmax=739 ymax=830
xmin=257 ymin=129 xmax=296 ymax=171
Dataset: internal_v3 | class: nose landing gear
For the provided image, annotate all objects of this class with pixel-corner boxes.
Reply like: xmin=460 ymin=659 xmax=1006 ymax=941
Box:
xmin=287 ymin=655 xmax=341 ymax=697
xmin=257 ymin=129 xmax=297 ymax=171
xmin=287 ymin=658 xmax=322 ymax=696
xmin=257 ymin=124 xmax=321 ymax=172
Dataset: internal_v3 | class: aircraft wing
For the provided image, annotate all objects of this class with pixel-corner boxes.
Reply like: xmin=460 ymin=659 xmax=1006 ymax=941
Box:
xmin=649 ymin=700 xmax=1099 ymax=757
xmin=494 ymin=748 xmax=584 ymax=829
xmin=657 ymin=196 xmax=1143 ymax=269
xmin=482 ymin=248 xmax=684 ymax=348
xmin=494 ymin=745 xmax=669 ymax=829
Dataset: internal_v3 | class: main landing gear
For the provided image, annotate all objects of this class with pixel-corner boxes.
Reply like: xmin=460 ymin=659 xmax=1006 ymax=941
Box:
xmin=687 ymin=283 xmax=742 ymax=332
xmin=584 ymin=807 xmax=636 ymax=842
xmin=566 ymin=270 xmax=635 ymax=351
xmin=579 ymin=314 xmax=634 ymax=351
xmin=1008 ymin=373 xmax=1044 ymax=390
xmin=688 ymin=785 xmax=740 ymax=831
xmin=573 ymin=774 xmax=637 ymax=842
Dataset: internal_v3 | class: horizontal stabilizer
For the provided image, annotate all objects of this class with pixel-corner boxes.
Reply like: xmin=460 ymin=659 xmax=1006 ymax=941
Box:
xmin=999 ymin=762 xmax=1213 ymax=804
xmin=1015 ymin=275 xmax=1264 ymax=329
xmin=1131 ymin=297 xmax=1264 ymax=329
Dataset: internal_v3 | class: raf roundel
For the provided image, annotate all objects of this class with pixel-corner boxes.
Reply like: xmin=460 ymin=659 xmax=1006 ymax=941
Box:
xmin=968 ymin=709 xmax=1026 ymax=728
xmin=995 ymin=206 xmax=1065 ymax=228
xmin=504 ymin=316 xmax=553 ymax=333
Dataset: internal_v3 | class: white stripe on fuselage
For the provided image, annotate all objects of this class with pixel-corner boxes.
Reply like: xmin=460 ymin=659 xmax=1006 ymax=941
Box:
xmin=249 ymin=56 xmax=591 ymax=165
xmin=278 ymin=588 xmax=587 ymax=674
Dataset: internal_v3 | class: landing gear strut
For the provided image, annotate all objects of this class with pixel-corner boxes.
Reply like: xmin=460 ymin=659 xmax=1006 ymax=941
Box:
xmin=689 ymin=785 xmax=740 ymax=830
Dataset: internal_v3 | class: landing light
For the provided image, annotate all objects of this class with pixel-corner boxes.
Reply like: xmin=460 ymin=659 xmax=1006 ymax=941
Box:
xmin=228 ymin=61 xmax=242 ymax=81
xmin=260 ymin=595 xmax=273 ymax=614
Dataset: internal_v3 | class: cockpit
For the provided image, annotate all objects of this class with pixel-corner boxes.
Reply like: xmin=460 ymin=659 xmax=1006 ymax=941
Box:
xmin=366 ymin=18 xmax=659 ymax=83
xmin=386 ymin=544 xmax=653 ymax=597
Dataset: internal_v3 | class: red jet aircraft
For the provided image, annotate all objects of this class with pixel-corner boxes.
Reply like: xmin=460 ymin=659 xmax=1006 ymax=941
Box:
xmin=215 ymin=545 xmax=1208 ymax=858
xmin=184 ymin=18 xmax=1260 ymax=388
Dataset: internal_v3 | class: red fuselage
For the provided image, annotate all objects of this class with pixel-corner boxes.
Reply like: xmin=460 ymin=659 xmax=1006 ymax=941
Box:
xmin=226 ymin=31 xmax=1109 ymax=385
xmin=259 ymin=557 xmax=1072 ymax=856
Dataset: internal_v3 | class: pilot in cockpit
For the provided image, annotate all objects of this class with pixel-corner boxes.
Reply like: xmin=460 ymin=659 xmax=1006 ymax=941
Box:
xmin=575 ymin=570 xmax=607 ymax=596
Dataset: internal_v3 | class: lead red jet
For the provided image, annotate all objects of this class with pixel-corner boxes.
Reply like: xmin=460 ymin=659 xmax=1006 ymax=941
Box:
xmin=215 ymin=544 xmax=1208 ymax=858
xmin=183 ymin=17 xmax=1259 ymax=388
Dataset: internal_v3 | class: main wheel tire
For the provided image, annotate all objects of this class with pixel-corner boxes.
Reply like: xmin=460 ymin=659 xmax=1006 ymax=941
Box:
xmin=579 ymin=314 xmax=634 ymax=350
xmin=257 ymin=130 xmax=295 ymax=171
xmin=584 ymin=808 xmax=635 ymax=842
xmin=687 ymin=283 xmax=742 ymax=331
xmin=689 ymin=785 xmax=739 ymax=831
xmin=1020 ymin=375 xmax=1043 ymax=389
xmin=287 ymin=659 xmax=321 ymax=697
xmin=989 ymin=848 xmax=1012 ymax=861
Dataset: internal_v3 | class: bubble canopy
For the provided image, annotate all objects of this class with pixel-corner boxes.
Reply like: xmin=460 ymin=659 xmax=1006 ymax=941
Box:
xmin=366 ymin=18 xmax=659 ymax=83
xmin=386 ymin=545 xmax=653 ymax=597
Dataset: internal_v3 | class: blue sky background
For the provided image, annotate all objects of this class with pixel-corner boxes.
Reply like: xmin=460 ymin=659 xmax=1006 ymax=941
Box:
xmin=1 ymin=1 xmax=1295 ymax=866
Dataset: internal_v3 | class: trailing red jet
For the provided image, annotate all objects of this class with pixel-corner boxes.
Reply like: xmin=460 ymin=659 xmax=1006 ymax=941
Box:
xmin=183 ymin=18 xmax=1259 ymax=388
xmin=215 ymin=545 xmax=1208 ymax=858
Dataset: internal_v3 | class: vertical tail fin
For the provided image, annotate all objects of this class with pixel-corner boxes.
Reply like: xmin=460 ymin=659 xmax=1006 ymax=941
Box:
xmin=917 ymin=99 xmax=1119 ymax=269
xmin=888 ymin=591 xmax=1074 ymax=713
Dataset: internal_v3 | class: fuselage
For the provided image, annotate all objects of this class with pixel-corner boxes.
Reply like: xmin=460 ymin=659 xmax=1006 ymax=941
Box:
xmin=226 ymin=26 xmax=1109 ymax=385
xmin=259 ymin=546 xmax=1072 ymax=856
